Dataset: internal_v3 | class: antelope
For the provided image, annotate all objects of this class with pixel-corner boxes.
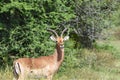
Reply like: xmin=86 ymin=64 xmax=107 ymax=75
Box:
xmin=13 ymin=28 xmax=69 ymax=80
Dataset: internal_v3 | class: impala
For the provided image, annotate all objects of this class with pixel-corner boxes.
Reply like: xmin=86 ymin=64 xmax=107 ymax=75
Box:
xmin=13 ymin=28 xmax=69 ymax=80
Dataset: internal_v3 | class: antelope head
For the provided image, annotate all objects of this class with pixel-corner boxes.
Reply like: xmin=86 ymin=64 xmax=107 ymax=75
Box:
xmin=47 ymin=28 xmax=69 ymax=48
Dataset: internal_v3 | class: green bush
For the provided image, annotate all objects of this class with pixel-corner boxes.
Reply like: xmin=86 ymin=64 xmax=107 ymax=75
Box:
xmin=0 ymin=0 xmax=119 ymax=72
xmin=69 ymin=0 xmax=119 ymax=48
xmin=0 ymin=0 xmax=75 ymax=67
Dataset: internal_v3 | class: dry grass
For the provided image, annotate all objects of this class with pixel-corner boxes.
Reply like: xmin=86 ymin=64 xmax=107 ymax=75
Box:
xmin=2 ymin=65 xmax=120 ymax=80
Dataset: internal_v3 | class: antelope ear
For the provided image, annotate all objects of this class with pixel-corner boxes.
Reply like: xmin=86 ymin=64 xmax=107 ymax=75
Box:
xmin=50 ymin=35 xmax=56 ymax=42
xmin=64 ymin=36 xmax=69 ymax=41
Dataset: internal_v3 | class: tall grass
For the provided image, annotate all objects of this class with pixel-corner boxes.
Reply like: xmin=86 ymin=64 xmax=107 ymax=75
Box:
xmin=0 ymin=66 xmax=13 ymax=80
xmin=1 ymin=27 xmax=120 ymax=80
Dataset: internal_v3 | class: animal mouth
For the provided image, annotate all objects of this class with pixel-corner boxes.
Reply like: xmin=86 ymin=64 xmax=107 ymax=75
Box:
xmin=60 ymin=45 xmax=64 ymax=48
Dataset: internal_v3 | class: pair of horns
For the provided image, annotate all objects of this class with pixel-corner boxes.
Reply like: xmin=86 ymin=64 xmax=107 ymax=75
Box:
xmin=47 ymin=28 xmax=68 ymax=37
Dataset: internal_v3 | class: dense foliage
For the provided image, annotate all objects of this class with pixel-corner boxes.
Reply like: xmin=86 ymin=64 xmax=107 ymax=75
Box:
xmin=0 ymin=0 xmax=75 ymax=67
xmin=69 ymin=0 xmax=119 ymax=48
xmin=0 ymin=0 xmax=119 ymax=70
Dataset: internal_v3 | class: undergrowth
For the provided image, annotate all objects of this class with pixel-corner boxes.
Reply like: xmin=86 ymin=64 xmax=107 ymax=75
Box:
xmin=0 ymin=27 xmax=120 ymax=80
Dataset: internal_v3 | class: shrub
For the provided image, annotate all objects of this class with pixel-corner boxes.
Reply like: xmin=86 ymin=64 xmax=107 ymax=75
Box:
xmin=0 ymin=0 xmax=75 ymax=67
xmin=68 ymin=0 xmax=119 ymax=48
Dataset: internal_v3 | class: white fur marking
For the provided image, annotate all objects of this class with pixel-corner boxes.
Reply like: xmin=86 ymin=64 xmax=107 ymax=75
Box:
xmin=15 ymin=62 xmax=21 ymax=74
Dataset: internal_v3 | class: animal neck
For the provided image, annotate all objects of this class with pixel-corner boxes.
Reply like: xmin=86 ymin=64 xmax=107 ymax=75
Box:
xmin=54 ymin=44 xmax=64 ymax=63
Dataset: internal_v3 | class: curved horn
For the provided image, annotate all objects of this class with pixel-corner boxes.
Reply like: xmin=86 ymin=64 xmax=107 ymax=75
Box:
xmin=61 ymin=28 xmax=68 ymax=37
xmin=47 ymin=28 xmax=58 ymax=37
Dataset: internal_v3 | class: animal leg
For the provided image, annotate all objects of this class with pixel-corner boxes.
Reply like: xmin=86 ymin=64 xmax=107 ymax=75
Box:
xmin=47 ymin=75 xmax=53 ymax=80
